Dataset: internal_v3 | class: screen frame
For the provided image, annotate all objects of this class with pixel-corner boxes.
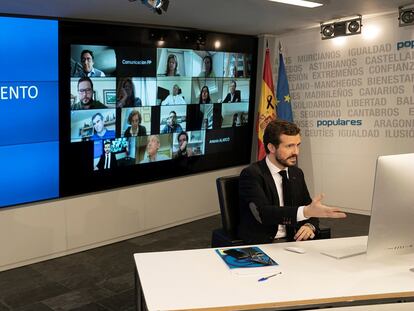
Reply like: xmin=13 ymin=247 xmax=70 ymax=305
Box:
xmin=59 ymin=20 xmax=258 ymax=197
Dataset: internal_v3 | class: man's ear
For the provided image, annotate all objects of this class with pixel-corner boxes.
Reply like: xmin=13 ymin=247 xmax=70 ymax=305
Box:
xmin=267 ymin=143 xmax=277 ymax=154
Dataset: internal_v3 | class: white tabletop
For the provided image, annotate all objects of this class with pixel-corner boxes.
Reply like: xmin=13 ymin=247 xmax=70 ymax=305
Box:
xmin=134 ymin=236 xmax=414 ymax=311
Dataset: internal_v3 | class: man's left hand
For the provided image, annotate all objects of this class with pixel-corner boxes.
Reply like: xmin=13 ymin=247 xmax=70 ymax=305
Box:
xmin=294 ymin=225 xmax=315 ymax=241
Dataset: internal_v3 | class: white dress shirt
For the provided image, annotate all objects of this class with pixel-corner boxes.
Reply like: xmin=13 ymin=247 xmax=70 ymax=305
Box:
xmin=161 ymin=94 xmax=186 ymax=105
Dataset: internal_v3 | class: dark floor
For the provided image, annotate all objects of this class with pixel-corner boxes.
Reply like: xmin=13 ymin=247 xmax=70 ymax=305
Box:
xmin=0 ymin=213 xmax=370 ymax=311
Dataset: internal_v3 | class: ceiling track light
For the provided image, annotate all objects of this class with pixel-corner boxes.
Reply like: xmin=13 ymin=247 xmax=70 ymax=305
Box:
xmin=399 ymin=5 xmax=414 ymax=27
xmin=320 ymin=15 xmax=362 ymax=40
xmin=129 ymin=0 xmax=170 ymax=15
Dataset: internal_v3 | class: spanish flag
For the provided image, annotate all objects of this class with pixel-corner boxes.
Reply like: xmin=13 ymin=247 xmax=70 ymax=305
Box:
xmin=257 ymin=47 xmax=276 ymax=160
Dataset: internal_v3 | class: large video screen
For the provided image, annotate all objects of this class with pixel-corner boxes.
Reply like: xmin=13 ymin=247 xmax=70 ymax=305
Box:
xmin=60 ymin=22 xmax=257 ymax=196
xmin=0 ymin=16 xmax=59 ymax=208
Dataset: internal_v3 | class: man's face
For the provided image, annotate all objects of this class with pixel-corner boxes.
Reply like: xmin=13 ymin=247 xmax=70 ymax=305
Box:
xmin=78 ymin=80 xmax=93 ymax=104
xmin=178 ymin=134 xmax=187 ymax=149
xmin=147 ymin=136 xmax=160 ymax=156
xmin=271 ymin=134 xmax=301 ymax=168
xmin=167 ymin=113 xmax=177 ymax=127
xmin=229 ymin=82 xmax=236 ymax=94
xmin=104 ymin=143 xmax=111 ymax=154
xmin=81 ymin=52 xmax=94 ymax=73
xmin=93 ymin=116 xmax=104 ymax=134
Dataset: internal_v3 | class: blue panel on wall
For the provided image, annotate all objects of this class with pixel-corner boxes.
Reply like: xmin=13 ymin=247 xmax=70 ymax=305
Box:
xmin=0 ymin=142 xmax=59 ymax=207
xmin=0 ymin=17 xmax=58 ymax=81
xmin=0 ymin=16 xmax=59 ymax=208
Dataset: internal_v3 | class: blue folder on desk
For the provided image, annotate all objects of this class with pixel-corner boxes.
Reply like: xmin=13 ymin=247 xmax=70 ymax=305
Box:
xmin=216 ymin=246 xmax=278 ymax=269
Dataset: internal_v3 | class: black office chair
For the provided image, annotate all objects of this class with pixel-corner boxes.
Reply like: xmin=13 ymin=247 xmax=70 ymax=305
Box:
xmin=211 ymin=175 xmax=244 ymax=248
xmin=211 ymin=175 xmax=331 ymax=248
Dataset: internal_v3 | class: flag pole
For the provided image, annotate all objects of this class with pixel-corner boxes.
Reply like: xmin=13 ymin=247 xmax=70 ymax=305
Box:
xmin=256 ymin=40 xmax=276 ymax=160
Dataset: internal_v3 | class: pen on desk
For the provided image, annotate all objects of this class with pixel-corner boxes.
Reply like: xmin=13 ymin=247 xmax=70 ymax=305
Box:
xmin=258 ymin=272 xmax=282 ymax=282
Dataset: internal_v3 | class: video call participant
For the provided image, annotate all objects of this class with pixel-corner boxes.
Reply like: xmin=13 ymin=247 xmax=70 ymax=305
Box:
xmin=96 ymin=140 xmax=118 ymax=170
xmin=124 ymin=110 xmax=147 ymax=137
xmin=117 ymin=78 xmax=142 ymax=108
xmin=75 ymin=49 xmax=106 ymax=78
xmin=140 ymin=135 xmax=170 ymax=163
xmin=91 ymin=112 xmax=115 ymax=140
xmin=238 ymin=119 xmax=346 ymax=245
xmin=198 ymin=86 xmax=211 ymax=104
xmin=240 ymin=112 xmax=248 ymax=125
xmin=222 ymin=80 xmax=241 ymax=103
xmin=174 ymin=131 xmax=194 ymax=158
xmin=71 ymin=77 xmax=107 ymax=110
xmin=161 ymin=84 xmax=186 ymax=105
xmin=165 ymin=54 xmax=180 ymax=76
xmin=161 ymin=111 xmax=183 ymax=134
xmin=198 ymin=55 xmax=215 ymax=78
xmin=232 ymin=113 xmax=239 ymax=127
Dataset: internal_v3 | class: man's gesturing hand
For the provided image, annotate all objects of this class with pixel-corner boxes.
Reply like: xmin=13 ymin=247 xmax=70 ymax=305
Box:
xmin=304 ymin=194 xmax=347 ymax=219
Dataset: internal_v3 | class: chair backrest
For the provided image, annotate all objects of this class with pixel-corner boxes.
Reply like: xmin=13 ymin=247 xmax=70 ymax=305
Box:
xmin=216 ymin=175 xmax=240 ymax=237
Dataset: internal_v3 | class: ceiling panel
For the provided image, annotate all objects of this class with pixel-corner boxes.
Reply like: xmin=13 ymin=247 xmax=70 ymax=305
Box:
xmin=0 ymin=0 xmax=405 ymax=35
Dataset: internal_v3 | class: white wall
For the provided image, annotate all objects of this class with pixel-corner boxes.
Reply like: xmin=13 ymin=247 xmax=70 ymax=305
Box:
xmin=270 ymin=13 xmax=414 ymax=214
xmin=0 ymin=166 xmax=243 ymax=272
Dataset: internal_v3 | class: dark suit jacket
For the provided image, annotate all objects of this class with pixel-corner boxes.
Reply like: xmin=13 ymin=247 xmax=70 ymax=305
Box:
xmin=222 ymin=90 xmax=241 ymax=103
xmin=96 ymin=153 xmax=118 ymax=170
xmin=238 ymin=158 xmax=319 ymax=244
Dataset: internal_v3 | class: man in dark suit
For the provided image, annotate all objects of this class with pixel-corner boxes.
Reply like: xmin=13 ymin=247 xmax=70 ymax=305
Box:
xmin=238 ymin=120 xmax=346 ymax=244
xmin=96 ymin=140 xmax=118 ymax=170
xmin=222 ymin=80 xmax=241 ymax=103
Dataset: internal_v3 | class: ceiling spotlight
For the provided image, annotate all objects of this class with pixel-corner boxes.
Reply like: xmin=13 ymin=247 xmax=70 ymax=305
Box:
xmin=129 ymin=0 xmax=170 ymax=15
xmin=399 ymin=6 xmax=414 ymax=27
xmin=320 ymin=15 xmax=362 ymax=40
xmin=321 ymin=24 xmax=334 ymax=38
xmin=149 ymin=29 xmax=167 ymax=45
xmin=348 ymin=20 xmax=360 ymax=33
xmin=196 ymin=33 xmax=206 ymax=47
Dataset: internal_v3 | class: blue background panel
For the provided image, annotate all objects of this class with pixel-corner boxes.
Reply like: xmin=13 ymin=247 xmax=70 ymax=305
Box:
xmin=0 ymin=141 xmax=59 ymax=208
xmin=0 ymin=17 xmax=58 ymax=82
xmin=0 ymin=16 xmax=59 ymax=208
xmin=0 ymin=81 xmax=59 ymax=146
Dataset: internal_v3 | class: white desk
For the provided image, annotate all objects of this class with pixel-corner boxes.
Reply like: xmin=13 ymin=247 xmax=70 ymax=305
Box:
xmin=134 ymin=236 xmax=414 ymax=310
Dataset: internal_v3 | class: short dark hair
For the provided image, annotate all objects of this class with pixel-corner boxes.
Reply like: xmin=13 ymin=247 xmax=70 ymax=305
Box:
xmin=81 ymin=49 xmax=94 ymax=60
xmin=77 ymin=76 xmax=93 ymax=90
xmin=92 ymin=112 xmax=104 ymax=122
xmin=263 ymin=119 xmax=300 ymax=153
xmin=104 ymin=139 xmax=111 ymax=146
xmin=177 ymin=131 xmax=188 ymax=142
